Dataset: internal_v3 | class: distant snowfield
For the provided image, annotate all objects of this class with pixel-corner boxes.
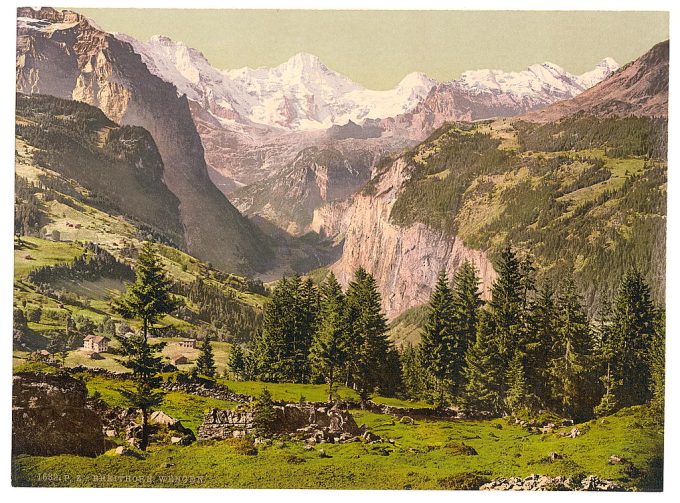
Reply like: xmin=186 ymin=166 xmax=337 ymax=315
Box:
xmin=115 ymin=32 xmax=618 ymax=131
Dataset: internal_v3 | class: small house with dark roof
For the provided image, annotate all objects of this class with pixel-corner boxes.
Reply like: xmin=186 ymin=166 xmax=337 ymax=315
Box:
xmin=171 ymin=355 xmax=189 ymax=365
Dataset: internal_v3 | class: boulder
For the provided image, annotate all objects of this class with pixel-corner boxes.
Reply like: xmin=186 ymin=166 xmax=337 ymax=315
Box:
xmin=12 ymin=372 xmax=106 ymax=457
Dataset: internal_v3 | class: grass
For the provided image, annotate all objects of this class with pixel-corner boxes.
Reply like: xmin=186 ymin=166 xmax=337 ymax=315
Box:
xmin=11 ymin=404 xmax=663 ymax=489
xmin=83 ymin=375 xmax=238 ymax=433
xmin=217 ymin=379 xmax=360 ymax=403
xmin=14 ymin=237 xmax=83 ymax=278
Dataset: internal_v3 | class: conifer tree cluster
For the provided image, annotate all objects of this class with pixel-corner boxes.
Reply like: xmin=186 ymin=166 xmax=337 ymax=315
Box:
xmin=243 ymin=268 xmax=397 ymax=401
xmin=408 ymin=247 xmax=664 ymax=422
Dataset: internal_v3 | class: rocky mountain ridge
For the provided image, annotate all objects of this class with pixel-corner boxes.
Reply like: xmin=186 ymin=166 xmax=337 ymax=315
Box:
xmin=16 ymin=7 xmax=272 ymax=274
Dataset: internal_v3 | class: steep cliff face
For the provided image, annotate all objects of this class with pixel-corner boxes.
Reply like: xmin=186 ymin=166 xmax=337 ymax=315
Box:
xmin=16 ymin=7 xmax=271 ymax=273
xmin=318 ymin=157 xmax=496 ymax=319
xmin=231 ymin=147 xmax=374 ymax=235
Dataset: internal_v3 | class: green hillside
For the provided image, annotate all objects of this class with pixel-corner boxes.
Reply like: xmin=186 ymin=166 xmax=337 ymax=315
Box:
xmin=13 ymin=144 xmax=267 ymax=368
xmin=15 ymin=93 xmax=184 ymax=247
xmin=388 ymin=115 xmax=666 ymax=313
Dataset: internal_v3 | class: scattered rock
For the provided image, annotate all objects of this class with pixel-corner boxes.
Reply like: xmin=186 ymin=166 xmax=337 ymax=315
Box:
xmin=399 ymin=416 xmax=414 ymax=424
xmin=609 ymin=454 xmax=627 ymax=465
xmin=481 ymin=474 xmax=622 ymax=491
xmin=318 ymin=448 xmax=331 ymax=458
xmin=114 ymin=446 xmax=132 ymax=456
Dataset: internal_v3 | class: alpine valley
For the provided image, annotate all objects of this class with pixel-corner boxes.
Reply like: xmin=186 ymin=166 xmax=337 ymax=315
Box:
xmin=12 ymin=7 xmax=668 ymax=491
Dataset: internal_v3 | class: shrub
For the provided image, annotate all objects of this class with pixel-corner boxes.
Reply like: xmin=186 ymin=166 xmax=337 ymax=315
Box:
xmin=223 ymin=437 xmax=257 ymax=456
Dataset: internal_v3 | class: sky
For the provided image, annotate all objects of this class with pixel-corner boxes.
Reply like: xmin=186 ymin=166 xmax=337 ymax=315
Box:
xmin=77 ymin=9 xmax=669 ymax=90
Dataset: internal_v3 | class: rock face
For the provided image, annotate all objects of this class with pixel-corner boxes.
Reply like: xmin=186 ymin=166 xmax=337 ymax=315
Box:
xmin=231 ymin=147 xmax=375 ymax=235
xmin=16 ymin=7 xmax=271 ymax=274
xmin=314 ymin=157 xmax=496 ymax=318
xmin=480 ymin=474 xmax=622 ymax=491
xmin=199 ymin=403 xmax=362 ymax=443
xmin=12 ymin=372 xmax=106 ymax=457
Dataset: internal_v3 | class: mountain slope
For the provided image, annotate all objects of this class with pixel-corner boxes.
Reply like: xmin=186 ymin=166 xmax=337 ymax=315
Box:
xmin=115 ymin=31 xmax=618 ymax=194
xmin=377 ymin=59 xmax=619 ymax=141
xmin=314 ymin=40 xmax=667 ymax=318
xmin=15 ymin=93 xmax=183 ymax=246
xmin=16 ymin=7 xmax=272 ymax=274
xmin=230 ymin=147 xmax=374 ymax=234
xmin=522 ymin=40 xmax=668 ymax=122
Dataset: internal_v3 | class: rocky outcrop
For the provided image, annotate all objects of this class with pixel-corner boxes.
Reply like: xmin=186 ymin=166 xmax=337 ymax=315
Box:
xmin=315 ymin=157 xmax=496 ymax=318
xmin=92 ymin=404 xmax=196 ymax=447
xmin=231 ymin=147 xmax=374 ymax=235
xmin=16 ymin=7 xmax=271 ymax=274
xmin=12 ymin=372 xmax=106 ymax=457
xmin=480 ymin=474 xmax=622 ymax=491
xmin=199 ymin=403 xmax=364 ymax=444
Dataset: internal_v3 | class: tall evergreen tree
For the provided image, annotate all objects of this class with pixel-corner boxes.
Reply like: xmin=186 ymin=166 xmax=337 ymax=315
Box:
xmin=462 ymin=311 xmax=503 ymax=414
xmin=114 ymin=241 xmax=178 ymax=450
xmin=450 ymin=261 xmax=483 ymax=395
xmin=400 ymin=343 xmax=429 ymax=401
xmin=420 ymin=270 xmax=455 ymax=406
xmin=196 ymin=334 xmax=216 ymax=378
xmin=309 ymin=272 xmax=349 ymax=401
xmin=488 ymin=246 xmax=526 ymax=371
xmin=601 ymin=268 xmax=657 ymax=408
xmin=547 ymin=280 xmax=592 ymax=419
xmin=228 ymin=344 xmax=246 ymax=381
xmin=504 ymin=351 xmax=533 ymax=415
xmin=525 ymin=284 xmax=558 ymax=406
xmin=256 ymin=277 xmax=296 ymax=381
xmin=345 ymin=267 xmax=391 ymax=400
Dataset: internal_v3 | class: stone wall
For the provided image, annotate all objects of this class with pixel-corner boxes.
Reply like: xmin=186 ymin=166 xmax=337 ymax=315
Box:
xmin=198 ymin=403 xmax=363 ymax=443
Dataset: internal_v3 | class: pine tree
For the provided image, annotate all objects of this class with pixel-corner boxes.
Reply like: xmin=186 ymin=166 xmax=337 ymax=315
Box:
xmin=450 ymin=261 xmax=483 ymax=395
xmin=462 ymin=311 xmax=503 ymax=414
xmin=489 ymin=245 xmax=526 ymax=362
xmin=400 ymin=343 xmax=429 ymax=400
xmin=593 ymin=363 xmax=621 ymax=417
xmin=253 ymin=388 xmax=276 ymax=437
xmin=256 ymin=276 xmax=318 ymax=383
xmin=345 ymin=267 xmax=391 ymax=400
xmin=256 ymin=277 xmax=296 ymax=381
xmin=420 ymin=270 xmax=455 ymax=406
xmin=601 ymin=268 xmax=657 ymax=408
xmin=196 ymin=334 xmax=216 ymax=378
xmin=228 ymin=344 xmax=246 ymax=380
xmin=525 ymin=284 xmax=557 ymax=406
xmin=113 ymin=241 xmax=178 ymax=450
xmin=547 ymin=280 xmax=592 ymax=419
xmin=309 ymin=272 xmax=348 ymax=401
xmin=504 ymin=351 xmax=533 ymax=416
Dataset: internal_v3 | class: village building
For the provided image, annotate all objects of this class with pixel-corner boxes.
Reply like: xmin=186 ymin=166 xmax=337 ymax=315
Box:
xmin=83 ymin=335 xmax=110 ymax=353
xmin=178 ymin=339 xmax=196 ymax=349
xmin=171 ymin=355 xmax=189 ymax=365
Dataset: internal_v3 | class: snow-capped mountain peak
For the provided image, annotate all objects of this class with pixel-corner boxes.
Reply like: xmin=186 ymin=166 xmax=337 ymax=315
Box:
xmin=579 ymin=57 xmax=620 ymax=88
xmin=115 ymin=30 xmax=617 ymax=131
xmin=458 ymin=58 xmax=618 ymax=100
